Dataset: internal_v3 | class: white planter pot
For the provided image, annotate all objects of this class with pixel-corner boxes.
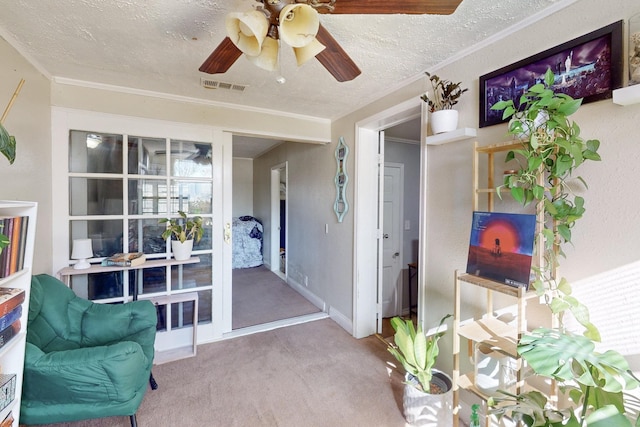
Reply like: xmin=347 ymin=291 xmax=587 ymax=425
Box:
xmin=171 ymin=239 xmax=193 ymax=261
xmin=403 ymin=370 xmax=453 ymax=426
xmin=430 ymin=110 xmax=458 ymax=134
xmin=509 ymin=110 xmax=549 ymax=140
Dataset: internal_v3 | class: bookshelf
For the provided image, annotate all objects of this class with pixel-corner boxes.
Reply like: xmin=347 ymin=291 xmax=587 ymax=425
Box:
xmin=0 ymin=201 xmax=37 ymax=427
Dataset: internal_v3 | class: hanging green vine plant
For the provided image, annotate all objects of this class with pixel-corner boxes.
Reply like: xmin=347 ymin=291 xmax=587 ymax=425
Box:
xmin=491 ymin=68 xmax=601 ymax=337
xmin=488 ymin=68 xmax=639 ymax=427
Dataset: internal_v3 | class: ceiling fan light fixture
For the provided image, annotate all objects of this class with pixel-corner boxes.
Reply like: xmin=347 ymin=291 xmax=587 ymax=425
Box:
xmin=247 ymin=36 xmax=279 ymax=71
xmin=293 ymin=37 xmax=325 ymax=66
xmin=278 ymin=3 xmax=320 ymax=48
xmin=225 ymin=10 xmax=269 ymax=56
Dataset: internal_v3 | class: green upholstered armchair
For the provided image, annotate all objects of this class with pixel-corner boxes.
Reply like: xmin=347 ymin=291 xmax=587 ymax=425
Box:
xmin=21 ymin=274 xmax=157 ymax=427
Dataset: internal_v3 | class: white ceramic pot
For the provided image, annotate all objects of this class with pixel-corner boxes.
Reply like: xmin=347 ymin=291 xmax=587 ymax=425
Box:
xmin=403 ymin=370 xmax=453 ymax=426
xmin=171 ymin=239 xmax=193 ymax=261
xmin=430 ymin=110 xmax=458 ymax=134
xmin=509 ymin=110 xmax=549 ymax=140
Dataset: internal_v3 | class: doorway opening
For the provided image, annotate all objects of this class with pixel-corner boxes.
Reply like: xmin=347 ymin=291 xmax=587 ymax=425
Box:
xmin=229 ymin=138 xmax=325 ymax=334
xmin=353 ymin=97 xmax=426 ymax=339
xmin=270 ymin=163 xmax=287 ymax=280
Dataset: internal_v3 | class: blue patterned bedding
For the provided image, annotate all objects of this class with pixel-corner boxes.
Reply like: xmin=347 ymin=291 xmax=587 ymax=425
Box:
xmin=232 ymin=216 xmax=263 ymax=269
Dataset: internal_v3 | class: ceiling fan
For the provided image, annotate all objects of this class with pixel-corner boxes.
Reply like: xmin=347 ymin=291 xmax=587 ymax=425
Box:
xmin=199 ymin=0 xmax=463 ymax=82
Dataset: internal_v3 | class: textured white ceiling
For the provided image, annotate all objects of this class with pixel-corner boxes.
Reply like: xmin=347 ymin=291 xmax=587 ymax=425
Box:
xmin=0 ymin=0 xmax=564 ymax=124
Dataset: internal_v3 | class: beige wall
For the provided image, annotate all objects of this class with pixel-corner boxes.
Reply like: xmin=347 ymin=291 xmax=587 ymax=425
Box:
xmin=232 ymin=158 xmax=254 ymax=218
xmin=0 ymin=38 xmax=51 ymax=275
xmin=334 ymin=0 xmax=640 ymax=371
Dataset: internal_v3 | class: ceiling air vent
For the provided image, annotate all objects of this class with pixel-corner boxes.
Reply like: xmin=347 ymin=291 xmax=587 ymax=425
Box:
xmin=200 ymin=78 xmax=247 ymax=92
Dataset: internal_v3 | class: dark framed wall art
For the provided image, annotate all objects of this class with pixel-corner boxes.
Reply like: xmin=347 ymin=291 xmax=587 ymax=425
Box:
xmin=479 ymin=20 xmax=623 ymax=128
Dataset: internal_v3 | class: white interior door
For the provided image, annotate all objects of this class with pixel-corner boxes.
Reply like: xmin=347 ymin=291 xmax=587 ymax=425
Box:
xmin=382 ymin=164 xmax=403 ymax=318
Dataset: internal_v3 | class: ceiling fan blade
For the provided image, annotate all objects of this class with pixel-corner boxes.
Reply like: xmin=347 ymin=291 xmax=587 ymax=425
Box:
xmin=315 ymin=25 xmax=361 ymax=82
xmin=318 ymin=0 xmax=463 ymax=15
xmin=199 ymin=37 xmax=243 ymax=74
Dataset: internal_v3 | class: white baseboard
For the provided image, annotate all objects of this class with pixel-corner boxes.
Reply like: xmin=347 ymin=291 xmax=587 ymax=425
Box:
xmin=328 ymin=306 xmax=352 ymax=334
xmin=287 ymin=277 xmax=326 ymax=311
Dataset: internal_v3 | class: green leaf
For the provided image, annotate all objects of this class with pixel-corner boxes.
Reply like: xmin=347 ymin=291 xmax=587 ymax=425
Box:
xmin=0 ymin=124 xmax=16 ymax=164
xmin=585 ymin=404 xmax=632 ymax=427
xmin=511 ymin=186 xmax=525 ymax=204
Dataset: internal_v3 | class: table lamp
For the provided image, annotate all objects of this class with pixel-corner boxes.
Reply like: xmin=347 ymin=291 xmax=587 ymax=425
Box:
xmin=71 ymin=238 xmax=93 ymax=270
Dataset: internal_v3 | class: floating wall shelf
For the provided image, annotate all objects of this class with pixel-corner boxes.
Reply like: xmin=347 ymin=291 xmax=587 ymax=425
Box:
xmin=425 ymin=127 xmax=477 ymax=145
xmin=613 ymin=84 xmax=640 ymax=106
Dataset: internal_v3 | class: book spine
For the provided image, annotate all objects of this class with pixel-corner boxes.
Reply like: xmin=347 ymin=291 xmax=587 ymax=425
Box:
xmin=0 ymin=305 xmax=21 ymax=331
xmin=101 ymin=260 xmax=132 ymax=267
xmin=17 ymin=216 xmax=28 ymax=271
xmin=1 ymin=219 xmax=13 ymax=278
xmin=0 ymin=291 xmax=25 ymax=317
xmin=9 ymin=216 xmax=21 ymax=275
xmin=0 ymin=219 xmax=7 ymax=279
xmin=0 ymin=320 xmax=20 ymax=350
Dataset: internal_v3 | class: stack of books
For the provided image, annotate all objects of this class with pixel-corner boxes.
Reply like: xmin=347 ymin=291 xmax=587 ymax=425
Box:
xmin=101 ymin=252 xmax=146 ymax=267
xmin=0 ymin=216 xmax=29 ymax=278
xmin=0 ymin=287 xmax=24 ymax=351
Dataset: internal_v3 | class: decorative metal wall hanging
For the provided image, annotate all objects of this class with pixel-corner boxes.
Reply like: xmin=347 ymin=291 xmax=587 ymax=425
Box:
xmin=333 ymin=136 xmax=349 ymax=222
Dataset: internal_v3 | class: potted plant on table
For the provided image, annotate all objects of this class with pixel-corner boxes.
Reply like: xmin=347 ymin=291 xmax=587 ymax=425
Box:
xmin=387 ymin=314 xmax=453 ymax=426
xmin=488 ymin=68 xmax=639 ymax=426
xmin=420 ymin=72 xmax=468 ymax=134
xmin=159 ymin=211 xmax=204 ymax=261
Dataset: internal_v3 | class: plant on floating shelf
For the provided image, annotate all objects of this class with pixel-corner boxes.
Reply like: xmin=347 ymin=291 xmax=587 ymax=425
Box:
xmin=159 ymin=211 xmax=204 ymax=243
xmin=488 ymin=68 xmax=639 ymax=427
xmin=419 ymin=72 xmax=468 ymax=112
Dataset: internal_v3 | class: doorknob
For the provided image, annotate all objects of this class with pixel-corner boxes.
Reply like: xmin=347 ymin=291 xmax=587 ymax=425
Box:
xmin=393 ymin=252 xmax=400 ymax=258
xmin=383 ymin=234 xmax=389 ymax=239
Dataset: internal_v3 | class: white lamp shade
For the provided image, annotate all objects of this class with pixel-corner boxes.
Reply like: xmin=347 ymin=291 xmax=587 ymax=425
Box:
xmin=71 ymin=238 xmax=93 ymax=269
xmin=247 ymin=37 xmax=279 ymax=71
xmin=293 ymin=37 xmax=325 ymax=66
xmin=226 ymin=10 xmax=269 ymax=57
xmin=279 ymin=4 xmax=319 ymax=48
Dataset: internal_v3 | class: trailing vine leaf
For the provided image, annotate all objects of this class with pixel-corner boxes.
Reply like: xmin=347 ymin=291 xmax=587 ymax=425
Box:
xmin=0 ymin=123 xmax=16 ymax=164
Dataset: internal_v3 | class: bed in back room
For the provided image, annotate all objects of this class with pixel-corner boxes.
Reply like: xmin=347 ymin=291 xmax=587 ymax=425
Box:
xmin=232 ymin=216 xmax=263 ymax=269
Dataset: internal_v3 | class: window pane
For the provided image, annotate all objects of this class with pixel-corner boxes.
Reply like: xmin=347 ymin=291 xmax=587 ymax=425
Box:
xmin=70 ymin=219 xmax=124 ymax=258
xmin=139 ymin=266 xmax=167 ymax=295
xmin=170 ymin=140 xmax=212 ymax=178
xmin=171 ymin=254 xmax=212 ymax=290
xmin=128 ymin=136 xmax=167 ymax=176
xmin=69 ymin=130 xmax=123 ymax=174
xmin=128 ymin=178 xmax=169 ymax=215
xmin=128 ymin=218 xmax=167 ymax=254
xmin=170 ymin=180 xmax=212 ymax=214
xmin=193 ymin=221 xmax=212 ymax=251
xmin=171 ymin=300 xmax=196 ymax=328
xmin=198 ymin=290 xmax=212 ymax=324
xmin=88 ymin=272 xmax=123 ymax=300
xmin=70 ymin=177 xmax=123 ymax=215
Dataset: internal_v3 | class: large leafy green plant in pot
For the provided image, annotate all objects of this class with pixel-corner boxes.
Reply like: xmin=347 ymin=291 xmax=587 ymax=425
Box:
xmin=387 ymin=314 xmax=453 ymax=426
xmin=488 ymin=68 xmax=639 ymax=426
xmin=159 ymin=211 xmax=204 ymax=261
xmin=420 ymin=72 xmax=468 ymax=134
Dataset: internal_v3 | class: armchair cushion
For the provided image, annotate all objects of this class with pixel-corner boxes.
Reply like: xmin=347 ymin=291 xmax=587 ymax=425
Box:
xmin=21 ymin=274 xmax=157 ymax=425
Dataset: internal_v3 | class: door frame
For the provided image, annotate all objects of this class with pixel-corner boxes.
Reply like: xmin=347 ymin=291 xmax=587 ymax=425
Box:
xmin=352 ymin=97 xmax=426 ymax=338
xmin=382 ymin=162 xmax=405 ymax=318
xmin=270 ymin=162 xmax=287 ymax=280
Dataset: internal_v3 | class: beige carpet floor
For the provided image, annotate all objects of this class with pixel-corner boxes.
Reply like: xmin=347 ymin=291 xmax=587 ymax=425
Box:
xmin=232 ymin=266 xmax=321 ymax=329
xmin=31 ymin=318 xmax=409 ymax=427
